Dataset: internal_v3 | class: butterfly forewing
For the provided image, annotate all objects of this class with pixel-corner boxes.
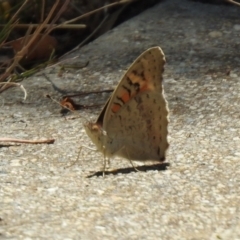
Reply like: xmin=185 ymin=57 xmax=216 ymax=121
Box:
xmin=102 ymin=47 xmax=166 ymax=129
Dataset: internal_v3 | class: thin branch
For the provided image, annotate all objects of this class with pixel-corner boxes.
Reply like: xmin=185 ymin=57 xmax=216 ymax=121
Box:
xmin=11 ymin=0 xmax=29 ymax=22
xmin=0 ymin=23 xmax=86 ymax=30
xmin=60 ymin=14 xmax=109 ymax=58
xmin=59 ymin=0 xmax=134 ymax=26
xmin=41 ymin=0 xmax=45 ymax=22
xmin=225 ymin=0 xmax=240 ymax=6
xmin=0 ymin=138 xmax=55 ymax=144
xmin=48 ymin=0 xmax=71 ymax=31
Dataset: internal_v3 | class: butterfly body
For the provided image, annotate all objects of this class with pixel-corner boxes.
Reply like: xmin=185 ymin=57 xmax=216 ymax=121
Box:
xmin=84 ymin=47 xmax=169 ymax=165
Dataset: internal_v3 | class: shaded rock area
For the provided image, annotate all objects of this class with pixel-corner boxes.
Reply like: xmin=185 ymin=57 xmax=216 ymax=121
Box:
xmin=1 ymin=0 xmax=240 ymax=239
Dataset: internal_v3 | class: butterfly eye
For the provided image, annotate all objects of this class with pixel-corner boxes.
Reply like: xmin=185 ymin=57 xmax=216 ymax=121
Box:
xmin=92 ymin=125 xmax=100 ymax=131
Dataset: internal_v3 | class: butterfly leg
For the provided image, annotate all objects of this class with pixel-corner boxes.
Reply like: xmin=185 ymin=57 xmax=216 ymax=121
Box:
xmin=103 ymin=158 xmax=112 ymax=176
xmin=102 ymin=146 xmax=108 ymax=177
xmin=129 ymin=159 xmax=140 ymax=172
xmin=65 ymin=146 xmax=83 ymax=168
xmin=123 ymin=146 xmax=140 ymax=172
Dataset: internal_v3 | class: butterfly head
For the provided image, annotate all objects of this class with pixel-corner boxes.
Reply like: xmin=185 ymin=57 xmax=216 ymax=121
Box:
xmin=83 ymin=121 xmax=106 ymax=152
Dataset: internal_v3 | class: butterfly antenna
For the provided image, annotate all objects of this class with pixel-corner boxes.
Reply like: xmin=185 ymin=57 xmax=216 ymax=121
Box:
xmin=124 ymin=146 xmax=140 ymax=172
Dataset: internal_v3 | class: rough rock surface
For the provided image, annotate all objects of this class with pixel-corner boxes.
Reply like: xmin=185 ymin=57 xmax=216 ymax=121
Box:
xmin=1 ymin=0 xmax=240 ymax=239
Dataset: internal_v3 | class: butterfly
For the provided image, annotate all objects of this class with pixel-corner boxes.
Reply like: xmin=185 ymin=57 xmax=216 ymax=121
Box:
xmin=84 ymin=47 xmax=169 ymax=173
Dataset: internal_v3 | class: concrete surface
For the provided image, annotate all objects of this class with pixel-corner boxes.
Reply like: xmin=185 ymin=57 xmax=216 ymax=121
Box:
xmin=1 ymin=0 xmax=240 ymax=239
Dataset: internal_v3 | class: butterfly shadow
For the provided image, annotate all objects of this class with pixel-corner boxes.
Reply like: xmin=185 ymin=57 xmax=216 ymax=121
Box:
xmin=87 ymin=162 xmax=170 ymax=178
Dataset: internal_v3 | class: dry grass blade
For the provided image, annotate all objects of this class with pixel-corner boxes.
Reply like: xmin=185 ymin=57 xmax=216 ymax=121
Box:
xmin=10 ymin=0 xmax=29 ymax=22
xmin=0 ymin=20 xmax=17 ymax=47
xmin=60 ymin=0 xmax=135 ymax=26
xmin=0 ymin=23 xmax=86 ymax=30
xmin=75 ymin=14 xmax=109 ymax=50
xmin=0 ymin=82 xmax=27 ymax=99
xmin=226 ymin=0 xmax=240 ymax=6
xmin=0 ymin=0 xmax=70 ymax=88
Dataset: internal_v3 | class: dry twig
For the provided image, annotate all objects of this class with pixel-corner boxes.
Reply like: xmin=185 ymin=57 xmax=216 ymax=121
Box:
xmin=0 ymin=23 xmax=86 ymax=30
xmin=0 ymin=138 xmax=55 ymax=144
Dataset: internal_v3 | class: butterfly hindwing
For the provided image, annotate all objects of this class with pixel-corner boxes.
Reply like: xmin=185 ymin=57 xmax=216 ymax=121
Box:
xmin=105 ymin=91 xmax=169 ymax=161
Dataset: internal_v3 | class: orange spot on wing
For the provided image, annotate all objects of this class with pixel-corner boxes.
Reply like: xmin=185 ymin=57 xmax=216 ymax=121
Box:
xmin=139 ymin=84 xmax=149 ymax=92
xmin=121 ymin=92 xmax=130 ymax=103
xmin=111 ymin=104 xmax=121 ymax=113
xmin=128 ymin=72 xmax=153 ymax=92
